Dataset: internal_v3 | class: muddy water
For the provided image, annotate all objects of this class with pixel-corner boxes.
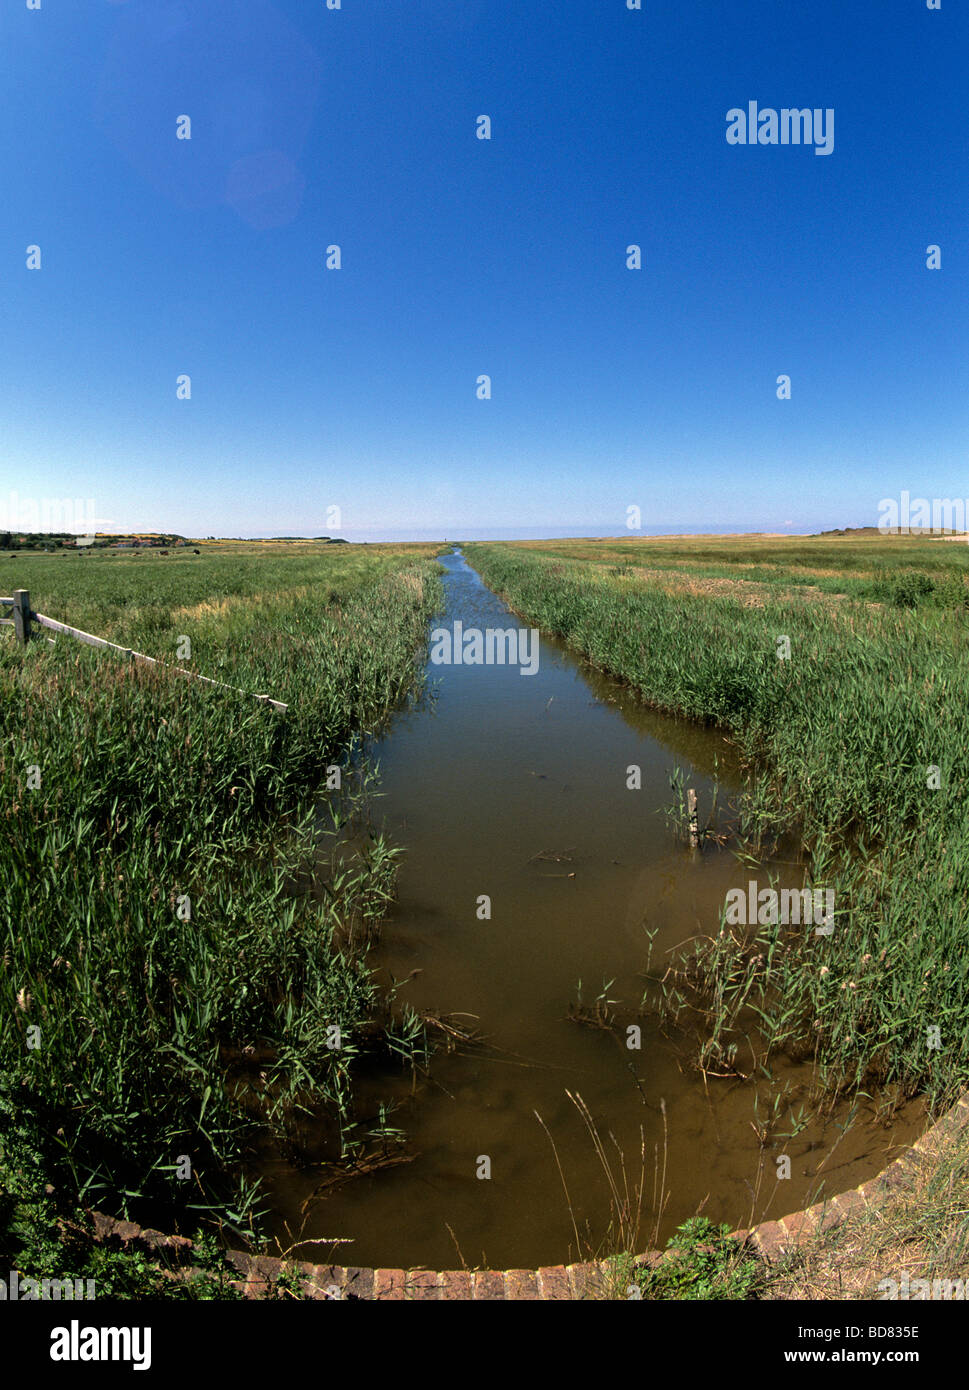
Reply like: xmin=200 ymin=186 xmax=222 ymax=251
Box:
xmin=259 ymin=550 xmax=923 ymax=1271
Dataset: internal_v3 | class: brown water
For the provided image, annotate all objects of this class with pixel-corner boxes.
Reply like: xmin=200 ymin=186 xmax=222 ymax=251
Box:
xmin=257 ymin=550 xmax=923 ymax=1270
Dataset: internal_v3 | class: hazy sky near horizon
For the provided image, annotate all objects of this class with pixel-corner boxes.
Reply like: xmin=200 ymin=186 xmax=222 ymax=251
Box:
xmin=2 ymin=1 xmax=967 ymax=542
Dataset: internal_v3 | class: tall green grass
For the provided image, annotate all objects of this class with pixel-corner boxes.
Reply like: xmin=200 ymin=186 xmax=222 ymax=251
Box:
xmin=1 ymin=546 xmax=443 ymax=1242
xmin=466 ymin=541 xmax=969 ymax=1112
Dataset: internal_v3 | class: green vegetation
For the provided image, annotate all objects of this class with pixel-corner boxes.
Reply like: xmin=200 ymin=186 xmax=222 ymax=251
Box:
xmin=623 ymin=1217 xmax=764 ymax=1300
xmin=0 ymin=1088 xmax=242 ymax=1299
xmin=499 ymin=532 xmax=969 ymax=607
xmin=0 ymin=543 xmax=443 ymax=1270
xmin=2 ymin=532 xmax=83 ymax=550
xmin=466 ymin=536 xmax=969 ymax=1114
xmin=1 ymin=532 xmax=185 ymax=550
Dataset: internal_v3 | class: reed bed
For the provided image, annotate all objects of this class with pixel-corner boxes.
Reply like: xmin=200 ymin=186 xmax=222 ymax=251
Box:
xmin=0 ymin=544 xmax=443 ymax=1242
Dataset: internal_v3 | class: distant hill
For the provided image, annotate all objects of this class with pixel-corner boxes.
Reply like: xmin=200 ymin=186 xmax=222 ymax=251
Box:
xmin=814 ymin=526 xmax=966 ymax=537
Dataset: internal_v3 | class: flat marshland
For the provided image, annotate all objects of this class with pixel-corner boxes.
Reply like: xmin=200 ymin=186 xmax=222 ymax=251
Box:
xmin=465 ymin=534 xmax=969 ymax=1114
xmin=3 ymin=529 xmax=967 ymax=1294
xmin=0 ymin=542 xmax=443 ymax=1248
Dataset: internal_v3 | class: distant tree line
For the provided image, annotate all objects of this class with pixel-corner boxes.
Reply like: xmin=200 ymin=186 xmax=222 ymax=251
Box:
xmin=1 ymin=533 xmax=185 ymax=550
xmin=1 ymin=532 xmax=77 ymax=549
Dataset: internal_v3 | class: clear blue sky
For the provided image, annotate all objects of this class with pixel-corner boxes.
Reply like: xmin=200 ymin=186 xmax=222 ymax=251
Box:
xmin=2 ymin=0 xmax=966 ymax=541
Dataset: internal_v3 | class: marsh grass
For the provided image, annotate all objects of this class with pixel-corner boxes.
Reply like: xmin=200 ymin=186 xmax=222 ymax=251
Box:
xmin=0 ymin=544 xmax=444 ymax=1245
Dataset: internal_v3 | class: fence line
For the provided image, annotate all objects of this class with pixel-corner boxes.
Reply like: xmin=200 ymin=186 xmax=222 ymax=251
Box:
xmin=2 ymin=589 xmax=288 ymax=711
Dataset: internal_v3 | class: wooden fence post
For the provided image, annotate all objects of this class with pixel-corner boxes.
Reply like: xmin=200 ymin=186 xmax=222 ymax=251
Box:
xmin=12 ymin=590 xmax=31 ymax=645
xmin=687 ymin=788 xmax=700 ymax=848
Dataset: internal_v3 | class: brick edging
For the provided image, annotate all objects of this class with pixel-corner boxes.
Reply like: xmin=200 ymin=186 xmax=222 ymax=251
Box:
xmin=87 ymin=1090 xmax=969 ymax=1299
xmin=744 ymin=1089 xmax=969 ymax=1265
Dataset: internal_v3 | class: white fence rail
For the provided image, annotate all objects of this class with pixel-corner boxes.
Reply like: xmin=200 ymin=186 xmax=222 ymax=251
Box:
xmin=2 ymin=589 xmax=287 ymax=711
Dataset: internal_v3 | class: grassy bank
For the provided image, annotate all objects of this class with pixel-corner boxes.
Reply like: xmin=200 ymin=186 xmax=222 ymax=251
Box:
xmin=607 ymin=1097 xmax=969 ymax=1300
xmin=0 ymin=542 xmax=443 ymax=1262
xmin=767 ymin=1099 xmax=969 ymax=1300
xmin=465 ymin=536 xmax=969 ymax=1113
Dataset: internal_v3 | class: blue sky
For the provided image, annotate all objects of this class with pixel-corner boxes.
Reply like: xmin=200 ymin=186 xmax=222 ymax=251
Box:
xmin=2 ymin=0 xmax=966 ymax=541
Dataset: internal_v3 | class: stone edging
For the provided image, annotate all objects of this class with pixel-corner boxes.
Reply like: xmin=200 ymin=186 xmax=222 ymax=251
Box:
xmin=88 ymin=1090 xmax=969 ymax=1300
